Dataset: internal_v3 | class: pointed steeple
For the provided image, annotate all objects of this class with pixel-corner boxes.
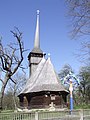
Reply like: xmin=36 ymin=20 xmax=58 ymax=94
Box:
xmin=28 ymin=10 xmax=44 ymax=76
xmin=32 ymin=10 xmax=43 ymax=53
xmin=34 ymin=10 xmax=40 ymax=48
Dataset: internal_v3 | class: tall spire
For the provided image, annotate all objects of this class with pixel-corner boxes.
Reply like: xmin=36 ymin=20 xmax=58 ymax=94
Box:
xmin=34 ymin=10 xmax=40 ymax=49
xmin=31 ymin=10 xmax=42 ymax=53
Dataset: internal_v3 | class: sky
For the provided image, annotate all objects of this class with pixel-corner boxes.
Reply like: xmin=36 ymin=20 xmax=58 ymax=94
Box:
xmin=0 ymin=0 xmax=84 ymax=78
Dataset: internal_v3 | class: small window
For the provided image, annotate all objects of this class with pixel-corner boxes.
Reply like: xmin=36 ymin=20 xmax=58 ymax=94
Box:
xmin=50 ymin=95 xmax=56 ymax=100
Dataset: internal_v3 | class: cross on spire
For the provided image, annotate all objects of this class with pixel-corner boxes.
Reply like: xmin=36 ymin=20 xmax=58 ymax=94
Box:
xmin=37 ymin=10 xmax=40 ymax=15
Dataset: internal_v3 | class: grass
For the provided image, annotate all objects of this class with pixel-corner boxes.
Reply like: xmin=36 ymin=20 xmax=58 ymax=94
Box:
xmin=0 ymin=110 xmax=14 ymax=113
xmin=74 ymin=104 xmax=90 ymax=109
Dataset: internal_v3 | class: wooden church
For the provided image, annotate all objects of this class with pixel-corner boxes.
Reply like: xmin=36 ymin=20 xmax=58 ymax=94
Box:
xmin=18 ymin=10 xmax=69 ymax=109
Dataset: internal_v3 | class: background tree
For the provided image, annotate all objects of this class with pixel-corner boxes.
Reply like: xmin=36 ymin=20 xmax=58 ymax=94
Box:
xmin=67 ymin=0 xmax=90 ymax=37
xmin=67 ymin=0 xmax=90 ymax=65
xmin=76 ymin=41 xmax=90 ymax=65
xmin=58 ymin=64 xmax=73 ymax=85
xmin=1 ymin=72 xmax=27 ymax=110
xmin=8 ymin=72 xmax=27 ymax=109
xmin=3 ymin=91 xmax=14 ymax=110
xmin=0 ymin=28 xmax=25 ymax=109
xmin=78 ymin=66 xmax=90 ymax=104
xmin=66 ymin=0 xmax=90 ymax=108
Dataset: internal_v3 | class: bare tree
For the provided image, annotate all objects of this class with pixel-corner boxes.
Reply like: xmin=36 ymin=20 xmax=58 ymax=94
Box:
xmin=67 ymin=0 xmax=90 ymax=38
xmin=0 ymin=28 xmax=25 ymax=109
xmin=67 ymin=0 xmax=90 ymax=64
xmin=74 ymin=41 xmax=90 ymax=65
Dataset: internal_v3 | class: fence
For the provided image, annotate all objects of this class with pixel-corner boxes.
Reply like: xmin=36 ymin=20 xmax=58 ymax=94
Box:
xmin=0 ymin=109 xmax=90 ymax=120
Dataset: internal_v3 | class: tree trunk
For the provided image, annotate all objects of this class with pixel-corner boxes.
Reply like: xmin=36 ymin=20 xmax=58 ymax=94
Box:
xmin=0 ymin=75 xmax=9 ymax=109
xmin=83 ymin=84 xmax=86 ymax=104
xmin=13 ymin=84 xmax=17 ymax=110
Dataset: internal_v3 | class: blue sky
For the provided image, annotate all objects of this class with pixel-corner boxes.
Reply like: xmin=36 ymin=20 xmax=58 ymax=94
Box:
xmin=0 ymin=0 xmax=83 ymax=77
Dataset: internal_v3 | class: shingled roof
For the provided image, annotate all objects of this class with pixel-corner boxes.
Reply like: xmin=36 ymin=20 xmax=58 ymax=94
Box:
xmin=19 ymin=57 xmax=68 ymax=95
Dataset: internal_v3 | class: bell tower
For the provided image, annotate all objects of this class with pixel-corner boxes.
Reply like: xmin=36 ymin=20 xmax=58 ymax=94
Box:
xmin=28 ymin=10 xmax=44 ymax=76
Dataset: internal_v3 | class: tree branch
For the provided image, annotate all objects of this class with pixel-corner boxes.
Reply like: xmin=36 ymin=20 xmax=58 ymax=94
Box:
xmin=0 ymin=78 xmax=4 ymax=84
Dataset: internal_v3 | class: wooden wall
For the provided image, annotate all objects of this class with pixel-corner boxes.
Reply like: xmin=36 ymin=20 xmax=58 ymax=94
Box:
xmin=22 ymin=94 xmax=67 ymax=109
